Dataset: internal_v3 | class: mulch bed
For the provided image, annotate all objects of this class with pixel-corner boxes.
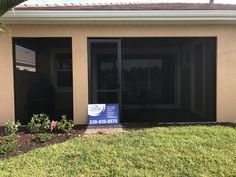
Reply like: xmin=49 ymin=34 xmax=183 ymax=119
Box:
xmin=0 ymin=126 xmax=87 ymax=160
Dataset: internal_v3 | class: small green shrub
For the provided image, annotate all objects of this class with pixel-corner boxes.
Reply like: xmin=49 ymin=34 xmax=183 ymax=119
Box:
xmin=0 ymin=134 xmax=17 ymax=154
xmin=28 ymin=114 xmax=50 ymax=133
xmin=34 ymin=133 xmax=55 ymax=143
xmin=3 ymin=134 xmax=17 ymax=142
xmin=0 ymin=142 xmax=17 ymax=155
xmin=4 ymin=121 xmax=21 ymax=135
xmin=56 ymin=115 xmax=74 ymax=133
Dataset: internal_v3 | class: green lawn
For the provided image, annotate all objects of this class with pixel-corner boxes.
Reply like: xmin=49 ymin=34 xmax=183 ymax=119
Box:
xmin=0 ymin=126 xmax=235 ymax=177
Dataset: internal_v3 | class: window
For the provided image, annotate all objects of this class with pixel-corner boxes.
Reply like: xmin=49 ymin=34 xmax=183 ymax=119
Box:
xmin=15 ymin=44 xmax=36 ymax=72
xmin=54 ymin=52 xmax=72 ymax=90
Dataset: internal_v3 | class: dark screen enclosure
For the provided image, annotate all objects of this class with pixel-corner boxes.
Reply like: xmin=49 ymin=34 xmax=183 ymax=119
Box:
xmin=88 ymin=37 xmax=216 ymax=123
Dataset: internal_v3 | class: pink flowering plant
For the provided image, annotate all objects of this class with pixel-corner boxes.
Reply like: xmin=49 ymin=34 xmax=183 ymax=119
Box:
xmin=50 ymin=120 xmax=57 ymax=132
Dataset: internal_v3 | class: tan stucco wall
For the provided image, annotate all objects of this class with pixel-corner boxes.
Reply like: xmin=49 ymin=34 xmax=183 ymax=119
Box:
xmin=0 ymin=24 xmax=236 ymax=125
xmin=0 ymin=36 xmax=14 ymax=125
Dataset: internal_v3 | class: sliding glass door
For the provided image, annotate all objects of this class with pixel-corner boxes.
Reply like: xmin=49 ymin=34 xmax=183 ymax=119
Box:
xmin=88 ymin=40 xmax=121 ymax=105
xmin=88 ymin=38 xmax=177 ymax=123
xmin=122 ymin=57 xmax=176 ymax=107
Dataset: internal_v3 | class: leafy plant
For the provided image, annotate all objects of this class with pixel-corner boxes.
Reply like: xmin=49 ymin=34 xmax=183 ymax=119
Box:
xmin=0 ymin=23 xmax=11 ymax=36
xmin=28 ymin=114 xmax=50 ymax=133
xmin=0 ymin=134 xmax=17 ymax=154
xmin=2 ymin=134 xmax=17 ymax=142
xmin=56 ymin=115 xmax=74 ymax=133
xmin=34 ymin=133 xmax=55 ymax=143
xmin=4 ymin=121 xmax=21 ymax=135
xmin=0 ymin=0 xmax=27 ymax=16
xmin=0 ymin=0 xmax=27 ymax=36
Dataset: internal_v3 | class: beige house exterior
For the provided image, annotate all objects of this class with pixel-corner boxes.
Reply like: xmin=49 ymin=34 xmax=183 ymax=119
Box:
xmin=0 ymin=3 xmax=236 ymax=125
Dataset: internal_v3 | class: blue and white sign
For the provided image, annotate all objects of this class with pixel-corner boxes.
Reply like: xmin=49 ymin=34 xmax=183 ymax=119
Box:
xmin=88 ymin=104 xmax=119 ymax=125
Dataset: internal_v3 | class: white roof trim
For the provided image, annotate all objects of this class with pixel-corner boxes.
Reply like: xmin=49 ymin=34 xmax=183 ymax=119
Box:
xmin=1 ymin=10 xmax=236 ymax=24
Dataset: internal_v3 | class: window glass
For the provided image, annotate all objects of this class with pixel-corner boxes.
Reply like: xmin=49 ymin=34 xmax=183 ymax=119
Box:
xmin=55 ymin=53 xmax=72 ymax=88
xmin=56 ymin=53 xmax=72 ymax=70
